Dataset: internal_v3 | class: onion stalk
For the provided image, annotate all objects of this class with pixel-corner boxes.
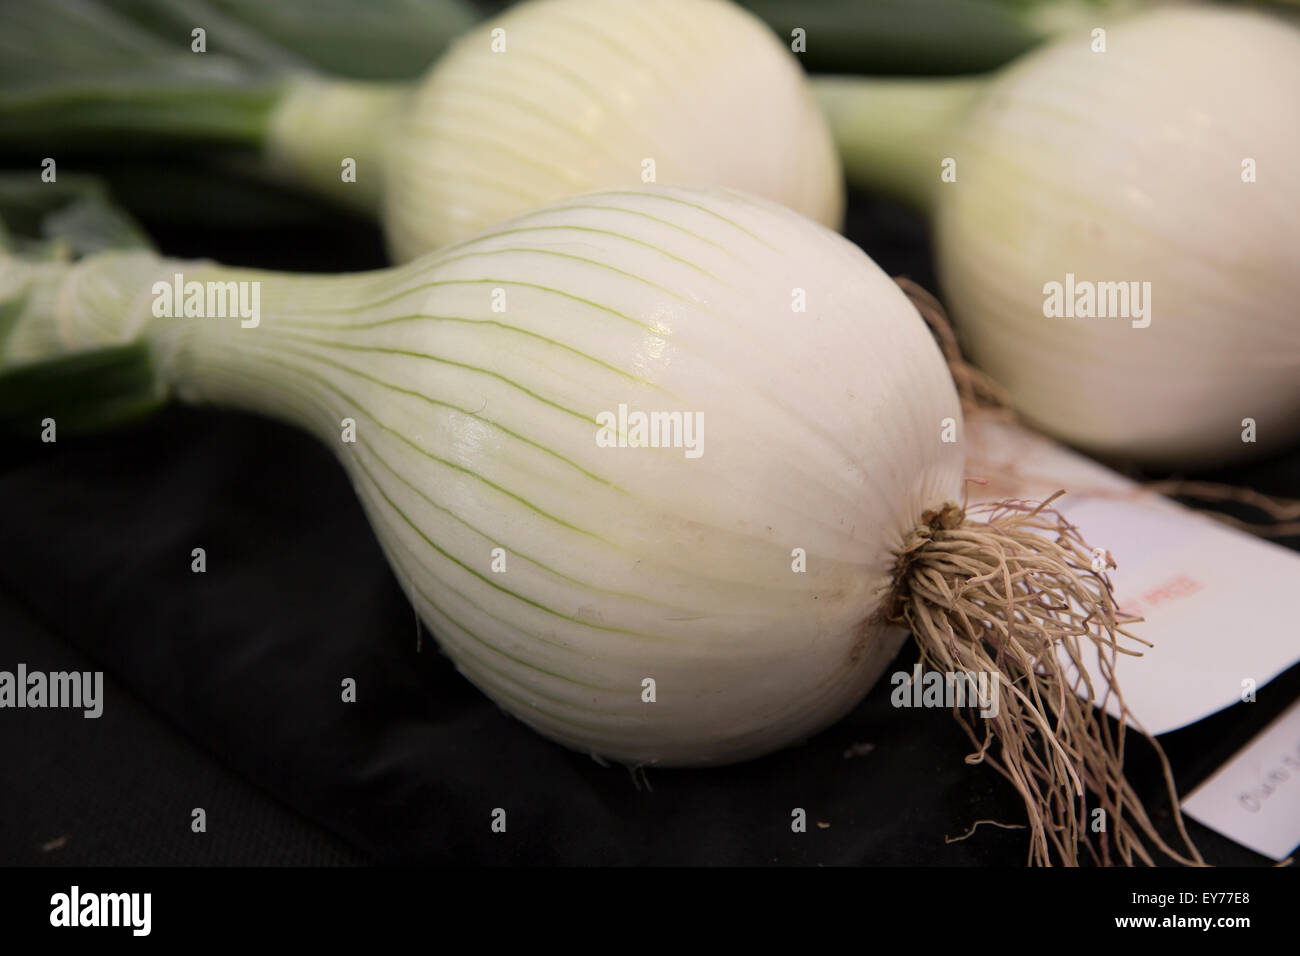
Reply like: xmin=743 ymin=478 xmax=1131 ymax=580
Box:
xmin=814 ymin=6 xmax=1300 ymax=467
xmin=737 ymin=0 xmax=1149 ymax=75
xmin=1 ymin=185 xmax=1200 ymax=865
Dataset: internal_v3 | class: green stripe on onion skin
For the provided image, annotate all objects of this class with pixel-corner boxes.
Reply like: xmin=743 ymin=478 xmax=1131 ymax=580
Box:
xmin=1 ymin=185 xmax=1203 ymax=866
xmin=814 ymin=7 xmax=1300 ymax=468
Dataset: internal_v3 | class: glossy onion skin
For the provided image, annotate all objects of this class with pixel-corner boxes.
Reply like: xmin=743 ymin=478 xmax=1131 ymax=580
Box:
xmin=363 ymin=190 xmax=961 ymax=765
xmin=935 ymin=9 xmax=1300 ymax=466
xmin=383 ymin=0 xmax=845 ymax=261
xmin=55 ymin=187 xmax=961 ymax=765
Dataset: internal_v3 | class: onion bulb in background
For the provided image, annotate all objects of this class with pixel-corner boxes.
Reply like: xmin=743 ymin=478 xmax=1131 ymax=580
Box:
xmin=0 ymin=0 xmax=843 ymax=258
xmin=0 ymin=186 xmax=1200 ymax=866
xmin=816 ymin=7 xmax=1300 ymax=467
xmin=367 ymin=0 xmax=844 ymax=259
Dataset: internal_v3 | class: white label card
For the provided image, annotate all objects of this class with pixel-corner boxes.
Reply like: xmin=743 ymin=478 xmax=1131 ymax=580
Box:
xmin=1181 ymin=698 xmax=1300 ymax=861
xmin=966 ymin=421 xmax=1300 ymax=735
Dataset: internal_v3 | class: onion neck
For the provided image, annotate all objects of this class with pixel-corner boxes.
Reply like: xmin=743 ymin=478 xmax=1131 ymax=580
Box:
xmin=18 ymin=249 xmax=419 ymax=445
xmin=1 ymin=257 xmax=76 ymax=367
xmin=812 ymin=76 xmax=986 ymax=215
xmin=262 ymin=77 xmax=415 ymax=217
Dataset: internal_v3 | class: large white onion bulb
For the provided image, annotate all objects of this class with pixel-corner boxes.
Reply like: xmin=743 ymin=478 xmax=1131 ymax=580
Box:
xmin=937 ymin=8 xmax=1300 ymax=466
xmin=349 ymin=0 xmax=844 ymax=259
xmin=818 ymin=7 xmax=1300 ymax=467
xmin=38 ymin=186 xmax=961 ymax=765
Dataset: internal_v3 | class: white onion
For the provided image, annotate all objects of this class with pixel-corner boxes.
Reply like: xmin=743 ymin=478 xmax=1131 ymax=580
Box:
xmin=5 ymin=184 xmax=1206 ymax=865
xmin=40 ymin=185 xmax=962 ymax=765
xmin=266 ymin=0 xmax=845 ymax=262
xmin=818 ymin=7 xmax=1300 ymax=466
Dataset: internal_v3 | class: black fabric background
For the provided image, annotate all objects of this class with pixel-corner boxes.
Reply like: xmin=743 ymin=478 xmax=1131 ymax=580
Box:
xmin=1 ymin=193 xmax=1297 ymax=867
